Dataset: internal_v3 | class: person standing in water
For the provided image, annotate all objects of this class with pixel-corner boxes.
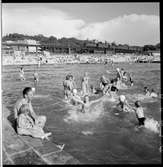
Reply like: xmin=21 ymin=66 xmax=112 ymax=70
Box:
xmin=134 ymin=101 xmax=146 ymax=127
xmin=63 ymin=75 xmax=72 ymax=100
xmin=19 ymin=67 xmax=25 ymax=81
xmin=33 ymin=70 xmax=39 ymax=93
xmin=81 ymin=72 xmax=89 ymax=96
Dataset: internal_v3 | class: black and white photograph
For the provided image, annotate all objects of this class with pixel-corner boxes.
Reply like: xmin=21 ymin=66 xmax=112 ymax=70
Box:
xmin=1 ymin=1 xmax=161 ymax=165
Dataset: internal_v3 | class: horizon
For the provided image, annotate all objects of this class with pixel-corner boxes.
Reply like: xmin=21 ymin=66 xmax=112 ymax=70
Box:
xmin=2 ymin=3 xmax=160 ymax=46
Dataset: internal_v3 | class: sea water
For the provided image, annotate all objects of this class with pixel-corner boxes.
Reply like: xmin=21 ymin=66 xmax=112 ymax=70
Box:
xmin=2 ymin=63 xmax=161 ymax=164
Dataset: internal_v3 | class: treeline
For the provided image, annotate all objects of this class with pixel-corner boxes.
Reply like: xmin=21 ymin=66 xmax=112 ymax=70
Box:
xmin=2 ymin=33 xmax=160 ymax=51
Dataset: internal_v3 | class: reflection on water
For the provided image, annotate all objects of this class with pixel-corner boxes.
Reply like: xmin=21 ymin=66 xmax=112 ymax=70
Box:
xmin=2 ymin=63 xmax=161 ymax=164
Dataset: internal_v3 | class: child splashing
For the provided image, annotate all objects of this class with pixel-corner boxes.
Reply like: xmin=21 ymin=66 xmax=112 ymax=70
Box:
xmin=133 ymin=101 xmax=160 ymax=133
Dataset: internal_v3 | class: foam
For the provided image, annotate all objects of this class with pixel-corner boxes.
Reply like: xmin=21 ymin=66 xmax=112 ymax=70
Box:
xmin=144 ymin=118 xmax=160 ymax=133
xmin=64 ymin=101 xmax=104 ymax=123
xmin=81 ymin=130 xmax=94 ymax=135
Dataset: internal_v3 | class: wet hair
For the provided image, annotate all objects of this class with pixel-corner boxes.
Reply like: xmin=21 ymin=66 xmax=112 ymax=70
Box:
xmin=151 ymin=89 xmax=155 ymax=92
xmin=23 ymin=87 xmax=32 ymax=97
xmin=121 ymin=68 xmax=124 ymax=71
xmin=135 ymin=100 xmax=141 ymax=107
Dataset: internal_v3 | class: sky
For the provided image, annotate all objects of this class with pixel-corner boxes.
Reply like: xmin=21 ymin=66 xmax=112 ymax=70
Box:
xmin=2 ymin=3 xmax=160 ymax=46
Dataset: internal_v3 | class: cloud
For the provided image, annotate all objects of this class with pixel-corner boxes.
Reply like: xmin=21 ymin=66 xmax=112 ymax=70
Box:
xmin=2 ymin=5 xmax=159 ymax=45
xmin=78 ymin=14 xmax=160 ymax=45
xmin=2 ymin=5 xmax=85 ymax=38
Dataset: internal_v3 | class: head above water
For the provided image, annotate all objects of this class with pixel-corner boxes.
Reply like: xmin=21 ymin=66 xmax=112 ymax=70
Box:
xmin=119 ymin=95 xmax=126 ymax=102
xmin=135 ymin=100 xmax=141 ymax=107
xmin=23 ymin=87 xmax=33 ymax=100
xmin=84 ymin=95 xmax=89 ymax=103
xmin=73 ymin=89 xmax=77 ymax=95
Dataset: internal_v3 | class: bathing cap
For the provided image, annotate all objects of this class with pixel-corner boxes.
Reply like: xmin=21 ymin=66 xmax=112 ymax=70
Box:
xmin=119 ymin=95 xmax=126 ymax=102
xmin=73 ymin=89 xmax=77 ymax=94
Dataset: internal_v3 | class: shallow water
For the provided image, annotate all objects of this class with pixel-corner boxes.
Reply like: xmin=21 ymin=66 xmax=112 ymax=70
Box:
xmin=2 ymin=63 xmax=161 ymax=164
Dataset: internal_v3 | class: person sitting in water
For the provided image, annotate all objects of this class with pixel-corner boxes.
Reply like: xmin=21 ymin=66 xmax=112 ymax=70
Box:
xmin=133 ymin=101 xmax=146 ymax=127
xmin=100 ymin=75 xmax=110 ymax=95
xmin=150 ymin=89 xmax=158 ymax=98
xmin=17 ymin=104 xmax=51 ymax=140
xmin=19 ymin=67 xmax=25 ymax=81
xmin=14 ymin=87 xmax=47 ymax=132
xmin=116 ymin=95 xmax=133 ymax=112
xmin=144 ymin=87 xmax=151 ymax=96
xmin=70 ymin=89 xmax=84 ymax=106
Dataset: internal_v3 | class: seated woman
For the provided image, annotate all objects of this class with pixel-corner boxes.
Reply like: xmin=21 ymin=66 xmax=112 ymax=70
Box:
xmin=17 ymin=104 xmax=51 ymax=140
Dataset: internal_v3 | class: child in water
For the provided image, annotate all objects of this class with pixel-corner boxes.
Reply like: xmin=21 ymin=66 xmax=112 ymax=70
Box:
xmin=144 ymin=87 xmax=151 ymax=96
xmin=116 ymin=95 xmax=133 ymax=112
xmin=134 ymin=101 xmax=146 ymax=127
xmin=19 ymin=67 xmax=25 ymax=81
xmin=150 ymin=89 xmax=158 ymax=98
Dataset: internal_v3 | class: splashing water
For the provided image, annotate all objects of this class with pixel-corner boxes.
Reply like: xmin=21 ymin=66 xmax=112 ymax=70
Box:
xmin=81 ymin=130 xmax=94 ymax=135
xmin=64 ymin=101 xmax=104 ymax=123
xmin=144 ymin=118 xmax=160 ymax=134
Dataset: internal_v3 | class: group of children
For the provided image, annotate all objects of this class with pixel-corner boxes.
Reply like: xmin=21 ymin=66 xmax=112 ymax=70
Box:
xmin=63 ymin=67 xmax=159 ymax=128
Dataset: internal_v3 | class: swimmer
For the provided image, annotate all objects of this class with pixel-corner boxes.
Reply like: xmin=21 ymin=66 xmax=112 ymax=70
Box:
xmin=19 ymin=67 xmax=25 ymax=81
xmin=144 ymin=87 xmax=150 ymax=96
xmin=70 ymin=89 xmax=84 ymax=106
xmin=150 ymin=89 xmax=158 ymax=98
xmin=116 ymin=95 xmax=133 ymax=113
xmin=133 ymin=101 xmax=146 ymax=127
xmin=81 ymin=95 xmax=104 ymax=113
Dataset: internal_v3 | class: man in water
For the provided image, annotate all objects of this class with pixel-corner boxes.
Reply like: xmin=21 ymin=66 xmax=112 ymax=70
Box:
xmin=14 ymin=87 xmax=46 ymax=132
xmin=19 ymin=67 xmax=25 ymax=81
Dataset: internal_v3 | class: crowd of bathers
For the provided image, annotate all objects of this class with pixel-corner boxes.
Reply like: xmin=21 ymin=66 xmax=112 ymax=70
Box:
xmin=14 ymin=66 xmax=160 ymax=144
